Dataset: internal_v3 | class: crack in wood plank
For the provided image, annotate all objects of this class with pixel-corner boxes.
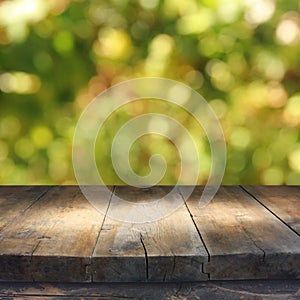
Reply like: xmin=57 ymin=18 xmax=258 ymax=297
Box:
xmin=139 ymin=233 xmax=149 ymax=281
xmin=91 ymin=186 xmax=115 ymax=258
xmin=0 ymin=186 xmax=299 ymax=282
xmin=183 ymin=186 xmax=300 ymax=280
xmin=91 ymin=186 xmax=208 ymax=282
xmin=178 ymin=187 xmax=211 ymax=261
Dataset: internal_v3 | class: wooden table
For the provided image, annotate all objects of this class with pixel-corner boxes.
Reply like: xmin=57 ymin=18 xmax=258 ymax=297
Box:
xmin=0 ymin=186 xmax=299 ymax=283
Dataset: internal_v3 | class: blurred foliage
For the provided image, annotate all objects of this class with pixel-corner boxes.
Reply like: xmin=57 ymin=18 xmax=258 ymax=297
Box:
xmin=1 ymin=0 xmax=300 ymax=185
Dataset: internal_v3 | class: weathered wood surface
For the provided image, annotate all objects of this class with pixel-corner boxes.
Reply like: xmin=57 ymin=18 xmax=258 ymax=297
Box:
xmin=0 ymin=186 xmax=49 ymax=232
xmin=242 ymin=186 xmax=300 ymax=234
xmin=0 ymin=186 xmax=50 ymax=282
xmin=0 ymin=186 xmax=110 ymax=282
xmin=182 ymin=186 xmax=300 ymax=280
xmin=0 ymin=186 xmax=299 ymax=283
xmin=0 ymin=280 xmax=299 ymax=300
xmin=92 ymin=186 xmax=208 ymax=282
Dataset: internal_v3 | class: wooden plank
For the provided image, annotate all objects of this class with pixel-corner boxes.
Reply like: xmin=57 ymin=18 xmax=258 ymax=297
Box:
xmin=0 ymin=186 xmax=51 ymax=282
xmin=0 ymin=186 xmax=111 ymax=282
xmin=91 ymin=186 xmax=208 ymax=282
xmin=0 ymin=186 xmax=49 ymax=232
xmin=182 ymin=186 xmax=300 ymax=280
xmin=242 ymin=186 xmax=300 ymax=234
xmin=0 ymin=280 xmax=299 ymax=299
xmin=0 ymin=185 xmax=299 ymax=283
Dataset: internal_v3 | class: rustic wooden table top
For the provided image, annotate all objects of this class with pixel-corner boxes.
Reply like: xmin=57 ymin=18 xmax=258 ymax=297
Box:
xmin=0 ymin=186 xmax=299 ymax=283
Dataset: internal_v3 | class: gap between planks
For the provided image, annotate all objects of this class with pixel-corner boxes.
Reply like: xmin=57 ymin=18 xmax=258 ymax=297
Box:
xmin=91 ymin=186 xmax=208 ymax=282
xmin=180 ymin=186 xmax=300 ymax=280
xmin=241 ymin=185 xmax=300 ymax=237
xmin=0 ymin=186 xmax=299 ymax=282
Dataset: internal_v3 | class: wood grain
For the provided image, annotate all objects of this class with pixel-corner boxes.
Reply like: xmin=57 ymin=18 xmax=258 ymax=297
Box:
xmin=0 ymin=186 xmax=111 ymax=282
xmin=182 ymin=186 xmax=300 ymax=280
xmin=91 ymin=186 xmax=208 ymax=282
xmin=242 ymin=186 xmax=300 ymax=234
xmin=0 ymin=186 xmax=299 ymax=282
xmin=0 ymin=280 xmax=299 ymax=299
xmin=0 ymin=186 xmax=49 ymax=232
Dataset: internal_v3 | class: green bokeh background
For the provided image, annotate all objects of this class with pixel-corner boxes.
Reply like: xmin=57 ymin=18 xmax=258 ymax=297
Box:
xmin=0 ymin=0 xmax=300 ymax=185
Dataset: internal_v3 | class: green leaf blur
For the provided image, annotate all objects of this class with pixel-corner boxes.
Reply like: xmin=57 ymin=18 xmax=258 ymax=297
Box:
xmin=0 ymin=0 xmax=300 ymax=185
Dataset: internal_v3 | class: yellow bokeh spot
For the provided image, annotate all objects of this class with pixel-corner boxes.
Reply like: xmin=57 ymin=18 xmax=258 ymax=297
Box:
xmin=230 ymin=127 xmax=251 ymax=149
xmin=239 ymin=81 xmax=268 ymax=109
xmin=145 ymin=34 xmax=174 ymax=75
xmin=149 ymin=34 xmax=174 ymax=56
xmin=96 ymin=28 xmax=132 ymax=60
xmin=217 ymin=0 xmax=242 ymax=23
xmin=31 ymin=126 xmax=53 ymax=149
xmin=0 ymin=72 xmax=41 ymax=94
xmin=163 ymin=0 xmax=198 ymax=17
xmin=283 ymin=94 xmax=300 ymax=126
xmin=198 ymin=36 xmax=223 ymax=57
xmin=177 ymin=9 xmax=214 ymax=35
xmin=15 ymin=138 xmax=35 ymax=159
xmin=261 ymin=167 xmax=284 ymax=185
xmin=267 ymin=82 xmax=287 ymax=108
xmin=206 ymin=59 xmax=234 ymax=91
